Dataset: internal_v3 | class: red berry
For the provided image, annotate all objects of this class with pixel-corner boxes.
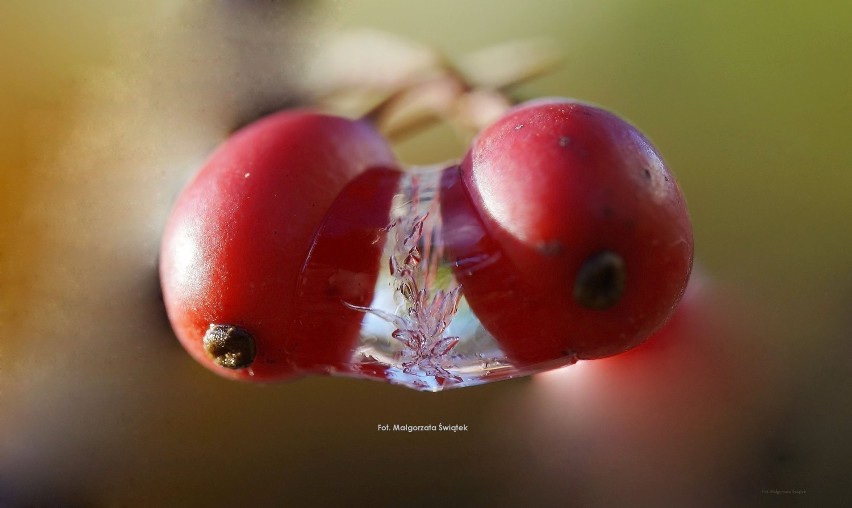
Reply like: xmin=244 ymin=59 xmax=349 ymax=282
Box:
xmin=159 ymin=110 xmax=398 ymax=380
xmin=294 ymin=167 xmax=401 ymax=372
xmin=442 ymin=98 xmax=693 ymax=367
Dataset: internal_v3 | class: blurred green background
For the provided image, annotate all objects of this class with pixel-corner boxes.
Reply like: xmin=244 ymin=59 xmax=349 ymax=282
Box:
xmin=1 ymin=1 xmax=850 ymax=506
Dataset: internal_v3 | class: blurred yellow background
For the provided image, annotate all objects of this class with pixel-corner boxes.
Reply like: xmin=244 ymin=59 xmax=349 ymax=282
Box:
xmin=1 ymin=1 xmax=850 ymax=506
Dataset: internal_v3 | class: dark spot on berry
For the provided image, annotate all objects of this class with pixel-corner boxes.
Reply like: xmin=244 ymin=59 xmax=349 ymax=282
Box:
xmin=643 ymin=168 xmax=652 ymax=180
xmin=203 ymin=324 xmax=256 ymax=369
xmin=559 ymin=136 xmax=571 ymax=147
xmin=537 ymin=241 xmax=564 ymax=256
xmin=573 ymin=251 xmax=626 ymax=310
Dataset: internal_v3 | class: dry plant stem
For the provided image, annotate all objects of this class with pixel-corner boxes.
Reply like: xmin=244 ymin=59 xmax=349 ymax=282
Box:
xmin=361 ymin=50 xmax=557 ymax=142
xmin=360 ymin=73 xmax=466 ymax=133
xmin=358 ymin=47 xmax=469 ymax=127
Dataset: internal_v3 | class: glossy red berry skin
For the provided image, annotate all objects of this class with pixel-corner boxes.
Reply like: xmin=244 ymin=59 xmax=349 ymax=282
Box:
xmin=444 ymin=98 xmax=693 ymax=367
xmin=294 ymin=167 xmax=401 ymax=373
xmin=159 ymin=110 xmax=398 ymax=380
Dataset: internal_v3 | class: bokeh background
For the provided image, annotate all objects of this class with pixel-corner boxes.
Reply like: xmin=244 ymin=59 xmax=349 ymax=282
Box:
xmin=1 ymin=1 xmax=850 ymax=506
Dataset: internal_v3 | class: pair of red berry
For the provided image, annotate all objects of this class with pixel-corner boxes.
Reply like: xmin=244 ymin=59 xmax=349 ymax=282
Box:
xmin=159 ymin=98 xmax=693 ymax=382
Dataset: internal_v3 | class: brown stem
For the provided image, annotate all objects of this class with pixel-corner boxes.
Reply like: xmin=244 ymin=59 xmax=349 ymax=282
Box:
xmin=361 ymin=42 xmax=562 ymax=142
